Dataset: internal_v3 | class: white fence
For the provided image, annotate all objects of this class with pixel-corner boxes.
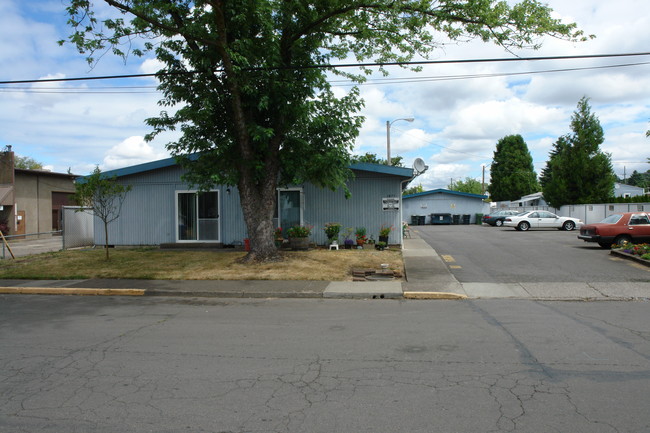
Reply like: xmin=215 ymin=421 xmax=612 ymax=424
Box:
xmin=501 ymin=203 xmax=649 ymax=225
xmin=62 ymin=206 xmax=94 ymax=249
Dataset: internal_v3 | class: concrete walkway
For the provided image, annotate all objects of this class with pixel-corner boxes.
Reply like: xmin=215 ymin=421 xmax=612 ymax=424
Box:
xmin=1 ymin=233 xmax=649 ymax=300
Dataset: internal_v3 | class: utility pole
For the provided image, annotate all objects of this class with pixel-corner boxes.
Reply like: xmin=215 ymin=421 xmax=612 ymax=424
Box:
xmin=482 ymin=165 xmax=486 ymax=195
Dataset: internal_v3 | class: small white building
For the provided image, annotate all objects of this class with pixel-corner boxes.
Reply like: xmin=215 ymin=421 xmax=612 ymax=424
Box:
xmin=614 ymin=183 xmax=646 ymax=198
xmin=403 ymin=189 xmax=489 ymax=225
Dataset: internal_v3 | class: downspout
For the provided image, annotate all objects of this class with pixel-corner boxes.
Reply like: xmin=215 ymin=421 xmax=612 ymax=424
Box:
xmin=399 ymin=175 xmax=416 ymax=248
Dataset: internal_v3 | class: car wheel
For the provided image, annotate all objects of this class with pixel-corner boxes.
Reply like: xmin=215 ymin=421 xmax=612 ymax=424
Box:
xmin=495 ymin=220 xmax=503 ymax=227
xmin=518 ymin=221 xmax=530 ymax=231
xmin=562 ymin=221 xmax=575 ymax=231
xmin=614 ymin=235 xmax=632 ymax=246
xmin=597 ymin=242 xmax=612 ymax=249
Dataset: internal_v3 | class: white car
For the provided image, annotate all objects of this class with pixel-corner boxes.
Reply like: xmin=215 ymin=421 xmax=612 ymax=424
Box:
xmin=503 ymin=211 xmax=582 ymax=231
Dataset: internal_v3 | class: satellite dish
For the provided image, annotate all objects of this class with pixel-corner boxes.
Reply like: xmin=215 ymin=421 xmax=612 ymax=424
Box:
xmin=413 ymin=158 xmax=427 ymax=174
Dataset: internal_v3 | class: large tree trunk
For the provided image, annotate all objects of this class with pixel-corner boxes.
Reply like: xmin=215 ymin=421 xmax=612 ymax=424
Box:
xmin=237 ymin=173 xmax=282 ymax=263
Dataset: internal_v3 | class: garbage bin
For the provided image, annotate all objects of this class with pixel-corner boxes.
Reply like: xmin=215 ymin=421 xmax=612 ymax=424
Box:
xmin=462 ymin=214 xmax=471 ymax=225
xmin=411 ymin=215 xmax=420 ymax=226
xmin=452 ymin=214 xmax=460 ymax=225
xmin=418 ymin=215 xmax=426 ymax=225
xmin=475 ymin=213 xmax=483 ymax=224
xmin=430 ymin=213 xmax=452 ymax=225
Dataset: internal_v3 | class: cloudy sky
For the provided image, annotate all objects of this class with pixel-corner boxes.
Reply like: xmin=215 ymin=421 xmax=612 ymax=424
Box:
xmin=1 ymin=0 xmax=648 ymax=189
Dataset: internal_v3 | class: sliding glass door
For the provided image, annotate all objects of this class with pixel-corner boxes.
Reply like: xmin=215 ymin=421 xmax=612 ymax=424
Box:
xmin=177 ymin=191 xmax=220 ymax=242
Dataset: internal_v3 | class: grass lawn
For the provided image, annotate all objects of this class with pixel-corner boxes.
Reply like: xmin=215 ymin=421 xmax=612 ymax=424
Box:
xmin=0 ymin=247 xmax=404 ymax=281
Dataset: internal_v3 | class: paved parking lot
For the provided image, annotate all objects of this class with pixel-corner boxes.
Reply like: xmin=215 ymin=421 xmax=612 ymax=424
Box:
xmin=0 ymin=236 xmax=65 ymax=259
xmin=413 ymin=223 xmax=650 ymax=284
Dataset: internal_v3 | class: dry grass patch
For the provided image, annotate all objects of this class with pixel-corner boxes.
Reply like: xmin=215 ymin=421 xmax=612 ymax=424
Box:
xmin=0 ymin=247 xmax=403 ymax=281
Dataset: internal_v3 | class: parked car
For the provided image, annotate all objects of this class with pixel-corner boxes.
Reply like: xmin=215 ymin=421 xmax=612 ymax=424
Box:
xmin=482 ymin=210 xmax=520 ymax=227
xmin=503 ymin=211 xmax=582 ymax=231
xmin=578 ymin=212 xmax=650 ymax=248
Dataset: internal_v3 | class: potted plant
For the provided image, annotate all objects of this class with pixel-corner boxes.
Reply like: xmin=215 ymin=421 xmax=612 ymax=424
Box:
xmin=324 ymin=222 xmax=342 ymax=245
xmin=375 ymin=241 xmax=387 ymax=251
xmin=286 ymin=225 xmax=312 ymax=250
xmin=363 ymin=235 xmax=375 ymax=249
xmin=379 ymin=224 xmax=393 ymax=244
xmin=342 ymin=227 xmax=354 ymax=249
xmin=274 ymin=227 xmax=283 ymax=248
xmin=355 ymin=227 xmax=367 ymax=248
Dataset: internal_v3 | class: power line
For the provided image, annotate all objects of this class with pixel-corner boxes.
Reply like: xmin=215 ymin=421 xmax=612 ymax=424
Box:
xmin=3 ymin=60 xmax=649 ymax=94
xmin=333 ymin=61 xmax=650 ymax=87
xmin=1 ymin=52 xmax=649 ymax=85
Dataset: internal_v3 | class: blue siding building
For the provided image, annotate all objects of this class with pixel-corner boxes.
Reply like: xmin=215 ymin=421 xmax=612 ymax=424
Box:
xmin=403 ymin=189 xmax=489 ymax=225
xmin=91 ymin=157 xmax=416 ymax=247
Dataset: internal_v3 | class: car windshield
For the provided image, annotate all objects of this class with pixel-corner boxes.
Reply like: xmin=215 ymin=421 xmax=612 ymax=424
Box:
xmin=600 ymin=214 xmax=623 ymax=224
xmin=516 ymin=212 xmax=528 ymax=216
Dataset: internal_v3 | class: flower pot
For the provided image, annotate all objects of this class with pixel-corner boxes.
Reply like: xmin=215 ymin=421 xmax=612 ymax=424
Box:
xmin=379 ymin=235 xmax=389 ymax=244
xmin=289 ymin=237 xmax=310 ymax=251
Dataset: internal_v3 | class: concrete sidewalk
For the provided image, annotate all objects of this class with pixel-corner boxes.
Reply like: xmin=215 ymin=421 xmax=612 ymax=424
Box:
xmin=1 ymin=232 xmax=650 ymax=300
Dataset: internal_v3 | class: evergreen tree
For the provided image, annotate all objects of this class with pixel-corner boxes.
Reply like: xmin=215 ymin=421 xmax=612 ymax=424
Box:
xmin=488 ymin=135 xmax=539 ymax=201
xmin=541 ymin=97 xmax=616 ymax=207
xmin=624 ymin=170 xmax=650 ymax=188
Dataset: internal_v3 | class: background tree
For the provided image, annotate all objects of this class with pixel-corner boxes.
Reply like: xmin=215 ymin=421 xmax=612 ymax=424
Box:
xmin=449 ymin=177 xmax=484 ymax=195
xmin=74 ymin=167 xmax=131 ymax=260
xmin=623 ymin=169 xmax=650 ymax=188
xmin=403 ymin=183 xmax=424 ymax=196
xmin=541 ymin=97 xmax=616 ymax=207
xmin=488 ymin=135 xmax=539 ymax=202
xmin=15 ymin=156 xmax=45 ymax=170
xmin=351 ymin=152 xmax=404 ymax=167
xmin=62 ymin=0 xmax=584 ymax=262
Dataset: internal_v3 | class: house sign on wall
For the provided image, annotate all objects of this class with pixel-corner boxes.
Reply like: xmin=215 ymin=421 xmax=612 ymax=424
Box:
xmin=383 ymin=197 xmax=400 ymax=211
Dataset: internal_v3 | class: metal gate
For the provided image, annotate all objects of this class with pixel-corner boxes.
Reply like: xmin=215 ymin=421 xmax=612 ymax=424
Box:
xmin=62 ymin=206 xmax=94 ymax=249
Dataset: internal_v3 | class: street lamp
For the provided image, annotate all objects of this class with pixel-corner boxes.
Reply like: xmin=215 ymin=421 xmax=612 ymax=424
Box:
xmin=386 ymin=117 xmax=414 ymax=166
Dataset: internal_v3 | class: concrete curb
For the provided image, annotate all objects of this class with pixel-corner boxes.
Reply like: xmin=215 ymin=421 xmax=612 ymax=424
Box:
xmin=403 ymin=291 xmax=468 ymax=300
xmin=610 ymin=249 xmax=650 ymax=267
xmin=0 ymin=287 xmax=145 ymax=296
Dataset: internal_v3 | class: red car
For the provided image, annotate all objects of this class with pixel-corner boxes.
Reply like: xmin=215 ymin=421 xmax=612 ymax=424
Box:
xmin=578 ymin=212 xmax=650 ymax=248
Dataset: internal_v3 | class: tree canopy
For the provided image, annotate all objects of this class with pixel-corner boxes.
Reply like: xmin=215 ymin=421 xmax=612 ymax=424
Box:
xmin=351 ymin=152 xmax=404 ymax=167
xmin=15 ymin=155 xmax=45 ymax=170
xmin=62 ymin=0 xmax=585 ymax=261
xmin=403 ymin=183 xmax=424 ymax=196
xmin=449 ymin=177 xmax=484 ymax=195
xmin=540 ymin=97 xmax=616 ymax=207
xmin=488 ymin=135 xmax=538 ymax=202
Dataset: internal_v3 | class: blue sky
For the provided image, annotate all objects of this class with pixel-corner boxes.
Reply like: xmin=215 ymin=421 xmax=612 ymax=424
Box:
xmin=1 ymin=0 xmax=649 ymax=189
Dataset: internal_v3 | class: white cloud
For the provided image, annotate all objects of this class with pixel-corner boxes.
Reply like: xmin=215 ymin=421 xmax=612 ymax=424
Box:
xmin=442 ymin=99 xmax=566 ymax=141
xmin=140 ymin=58 xmax=165 ymax=75
xmin=102 ymin=136 xmax=168 ymax=170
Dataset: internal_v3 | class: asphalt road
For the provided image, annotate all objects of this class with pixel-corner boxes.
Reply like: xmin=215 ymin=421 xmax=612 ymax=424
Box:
xmin=414 ymin=224 xmax=650 ymax=283
xmin=2 ymin=295 xmax=649 ymax=433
